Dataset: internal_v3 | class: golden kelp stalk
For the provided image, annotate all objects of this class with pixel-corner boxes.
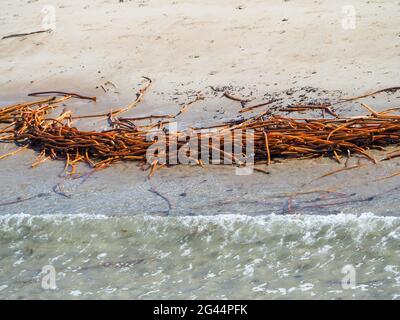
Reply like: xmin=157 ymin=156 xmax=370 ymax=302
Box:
xmin=1 ymin=82 xmax=400 ymax=176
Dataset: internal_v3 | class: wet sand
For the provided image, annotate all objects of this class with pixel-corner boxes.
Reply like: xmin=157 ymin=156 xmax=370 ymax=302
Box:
xmin=1 ymin=0 xmax=400 ymax=217
xmin=1 ymin=90 xmax=400 ymax=217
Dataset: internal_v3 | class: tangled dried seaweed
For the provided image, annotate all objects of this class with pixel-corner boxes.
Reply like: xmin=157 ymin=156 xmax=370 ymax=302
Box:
xmin=1 ymin=80 xmax=400 ymax=178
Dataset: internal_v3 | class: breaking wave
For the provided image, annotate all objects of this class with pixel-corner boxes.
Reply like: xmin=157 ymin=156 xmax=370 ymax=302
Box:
xmin=0 ymin=213 xmax=399 ymax=299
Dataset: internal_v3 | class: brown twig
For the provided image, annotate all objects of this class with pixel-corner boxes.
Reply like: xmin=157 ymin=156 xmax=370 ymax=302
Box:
xmin=239 ymin=99 xmax=278 ymax=113
xmin=2 ymin=29 xmax=51 ymax=40
xmin=0 ymin=193 xmax=48 ymax=206
xmin=313 ymin=164 xmax=366 ymax=181
xmin=223 ymin=91 xmax=252 ymax=104
xmin=339 ymin=87 xmax=400 ymax=103
xmin=149 ymin=187 xmax=171 ymax=215
xmin=28 ymin=91 xmax=96 ymax=101
xmin=175 ymin=94 xmax=204 ymax=117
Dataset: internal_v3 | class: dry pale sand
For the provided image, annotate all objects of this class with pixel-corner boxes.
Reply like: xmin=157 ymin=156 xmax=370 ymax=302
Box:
xmin=1 ymin=0 xmax=400 ymax=216
xmin=1 ymin=0 xmax=399 ymax=97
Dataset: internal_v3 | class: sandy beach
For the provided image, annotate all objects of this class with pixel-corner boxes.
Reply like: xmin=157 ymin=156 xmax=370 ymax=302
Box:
xmin=0 ymin=0 xmax=400 ymax=300
xmin=1 ymin=0 xmax=400 ymax=216
xmin=1 ymin=0 xmax=399 ymax=97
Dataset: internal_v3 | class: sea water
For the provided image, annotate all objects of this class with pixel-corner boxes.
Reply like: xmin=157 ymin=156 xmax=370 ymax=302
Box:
xmin=0 ymin=212 xmax=399 ymax=299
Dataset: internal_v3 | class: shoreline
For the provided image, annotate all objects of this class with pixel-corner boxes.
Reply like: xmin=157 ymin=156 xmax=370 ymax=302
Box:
xmin=1 ymin=0 xmax=400 ymax=217
xmin=1 ymin=84 xmax=400 ymax=218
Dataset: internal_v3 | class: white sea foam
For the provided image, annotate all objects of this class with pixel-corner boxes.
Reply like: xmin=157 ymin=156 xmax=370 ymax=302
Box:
xmin=0 ymin=211 xmax=398 ymax=225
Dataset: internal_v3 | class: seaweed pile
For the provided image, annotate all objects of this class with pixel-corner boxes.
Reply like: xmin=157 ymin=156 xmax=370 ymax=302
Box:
xmin=1 ymin=80 xmax=400 ymax=176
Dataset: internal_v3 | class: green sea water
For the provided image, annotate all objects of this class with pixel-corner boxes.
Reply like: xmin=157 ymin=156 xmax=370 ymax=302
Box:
xmin=0 ymin=213 xmax=399 ymax=299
